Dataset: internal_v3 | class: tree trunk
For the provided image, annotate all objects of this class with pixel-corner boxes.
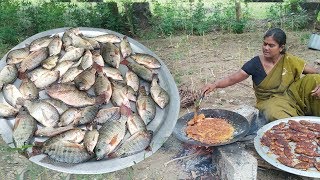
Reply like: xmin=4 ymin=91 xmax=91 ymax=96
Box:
xmin=132 ymin=2 xmax=152 ymax=30
xmin=235 ymin=0 xmax=241 ymax=22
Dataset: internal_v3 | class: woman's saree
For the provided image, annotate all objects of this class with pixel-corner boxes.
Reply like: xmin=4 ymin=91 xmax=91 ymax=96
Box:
xmin=252 ymin=53 xmax=320 ymax=121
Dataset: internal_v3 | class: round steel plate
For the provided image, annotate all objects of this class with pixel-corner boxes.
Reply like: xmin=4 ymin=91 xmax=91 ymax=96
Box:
xmin=173 ymin=109 xmax=250 ymax=146
xmin=0 ymin=27 xmax=180 ymax=174
xmin=254 ymin=116 xmax=320 ymax=178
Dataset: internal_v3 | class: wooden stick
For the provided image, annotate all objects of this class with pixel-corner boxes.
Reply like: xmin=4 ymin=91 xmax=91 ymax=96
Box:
xmin=163 ymin=150 xmax=200 ymax=167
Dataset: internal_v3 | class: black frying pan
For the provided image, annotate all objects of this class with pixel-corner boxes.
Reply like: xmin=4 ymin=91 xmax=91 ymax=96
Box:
xmin=173 ymin=109 xmax=250 ymax=146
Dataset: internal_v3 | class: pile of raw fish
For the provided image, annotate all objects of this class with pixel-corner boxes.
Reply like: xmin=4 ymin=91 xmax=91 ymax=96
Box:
xmin=0 ymin=28 xmax=170 ymax=163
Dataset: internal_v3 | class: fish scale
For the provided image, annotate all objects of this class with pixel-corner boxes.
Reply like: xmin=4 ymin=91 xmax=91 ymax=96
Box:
xmin=101 ymin=42 xmax=121 ymax=68
xmin=136 ymin=86 xmax=156 ymax=125
xmin=48 ymin=34 xmax=62 ymax=56
xmin=127 ymin=113 xmax=147 ymax=135
xmin=45 ymin=84 xmax=96 ymax=107
xmin=110 ymin=130 xmax=153 ymax=158
xmin=44 ymin=140 xmax=92 ymax=163
xmin=20 ymin=47 xmax=49 ymax=73
xmin=78 ymin=105 xmax=99 ymax=125
xmin=6 ymin=46 xmax=30 ymax=65
xmin=74 ymin=68 xmax=96 ymax=91
xmin=120 ymin=36 xmax=132 ymax=58
xmin=84 ymin=129 xmax=99 ymax=154
xmin=43 ymin=128 xmax=85 ymax=147
xmin=23 ymin=100 xmax=59 ymax=127
xmin=29 ymin=35 xmax=54 ymax=52
xmin=19 ymin=78 xmax=39 ymax=100
xmin=13 ymin=109 xmax=37 ymax=148
xmin=0 ymin=103 xmax=18 ymax=118
xmin=150 ymin=75 xmax=170 ymax=109
xmin=130 ymin=53 xmax=161 ymax=69
xmin=93 ymin=72 xmax=112 ymax=104
xmin=0 ymin=64 xmax=18 ymax=89
xmin=95 ymin=111 xmax=128 ymax=160
xmin=122 ymin=59 xmax=153 ymax=82
xmin=94 ymin=107 xmax=120 ymax=124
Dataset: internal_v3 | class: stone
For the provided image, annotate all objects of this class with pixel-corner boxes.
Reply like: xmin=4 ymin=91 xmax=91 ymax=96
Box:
xmin=213 ymin=143 xmax=257 ymax=180
xmin=234 ymin=105 xmax=267 ymax=139
xmin=234 ymin=105 xmax=258 ymax=124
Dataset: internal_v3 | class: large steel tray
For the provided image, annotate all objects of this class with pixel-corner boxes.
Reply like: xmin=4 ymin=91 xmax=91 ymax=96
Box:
xmin=0 ymin=27 xmax=180 ymax=174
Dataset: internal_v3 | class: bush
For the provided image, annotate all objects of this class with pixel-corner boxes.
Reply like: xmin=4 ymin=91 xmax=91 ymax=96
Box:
xmin=209 ymin=1 xmax=249 ymax=34
xmin=0 ymin=0 xmax=27 ymax=44
xmin=267 ymin=0 xmax=311 ymax=30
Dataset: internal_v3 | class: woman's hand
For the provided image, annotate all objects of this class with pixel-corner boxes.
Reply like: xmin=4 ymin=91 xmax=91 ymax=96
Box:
xmin=311 ymin=85 xmax=320 ymax=99
xmin=201 ymin=83 xmax=217 ymax=96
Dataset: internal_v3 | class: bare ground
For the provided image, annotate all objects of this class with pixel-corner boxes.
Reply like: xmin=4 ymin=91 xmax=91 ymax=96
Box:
xmin=1 ymin=30 xmax=320 ymax=179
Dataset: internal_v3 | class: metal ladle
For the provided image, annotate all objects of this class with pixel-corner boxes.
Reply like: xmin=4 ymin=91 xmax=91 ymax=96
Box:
xmin=194 ymin=92 xmax=205 ymax=113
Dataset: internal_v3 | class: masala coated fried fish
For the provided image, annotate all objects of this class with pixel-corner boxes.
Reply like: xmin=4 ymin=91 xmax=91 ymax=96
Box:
xmin=186 ymin=114 xmax=234 ymax=144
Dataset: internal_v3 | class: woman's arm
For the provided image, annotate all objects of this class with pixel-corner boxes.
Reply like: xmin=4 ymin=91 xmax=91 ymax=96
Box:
xmin=303 ymin=64 xmax=320 ymax=74
xmin=201 ymin=69 xmax=249 ymax=95
xmin=304 ymin=64 xmax=320 ymax=98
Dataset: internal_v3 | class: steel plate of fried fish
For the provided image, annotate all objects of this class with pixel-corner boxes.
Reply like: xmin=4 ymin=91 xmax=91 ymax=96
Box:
xmin=254 ymin=116 xmax=320 ymax=178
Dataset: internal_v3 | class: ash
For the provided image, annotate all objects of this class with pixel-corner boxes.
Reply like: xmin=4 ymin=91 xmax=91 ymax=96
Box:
xmin=176 ymin=144 xmax=217 ymax=179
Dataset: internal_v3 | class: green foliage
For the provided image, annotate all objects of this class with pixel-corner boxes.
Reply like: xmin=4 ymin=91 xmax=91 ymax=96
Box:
xmin=209 ymin=1 xmax=249 ymax=34
xmin=267 ymin=0 xmax=310 ymax=30
xmin=189 ymin=0 xmax=211 ymax=35
xmin=0 ymin=0 xmax=29 ymax=44
xmin=150 ymin=0 xmax=233 ymax=36
xmin=0 ymin=0 xmax=315 ymax=49
xmin=0 ymin=0 xmax=125 ymax=48
xmin=26 ymin=2 xmax=67 ymax=32
xmin=151 ymin=0 xmax=177 ymax=36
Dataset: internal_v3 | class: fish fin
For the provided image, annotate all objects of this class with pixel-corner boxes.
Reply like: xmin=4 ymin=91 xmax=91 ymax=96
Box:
xmin=18 ymin=71 xmax=28 ymax=80
xmin=120 ymin=104 xmax=132 ymax=117
xmin=114 ymin=48 xmax=119 ymax=55
xmin=64 ymin=142 xmax=82 ymax=149
xmin=30 ymin=147 xmax=43 ymax=157
xmin=142 ymin=101 xmax=147 ymax=110
xmin=31 ymin=142 xmax=44 ymax=156
xmin=120 ymin=59 xmax=129 ymax=66
xmin=109 ymin=134 xmax=118 ymax=146
xmin=92 ymin=62 xmax=103 ymax=73
xmin=145 ymin=146 xmax=152 ymax=152
xmin=95 ymin=93 xmax=109 ymax=105
xmin=13 ymin=118 xmax=21 ymax=131
xmin=108 ymin=152 xmax=118 ymax=159
xmin=152 ymin=74 xmax=159 ymax=82
xmin=16 ymin=97 xmax=25 ymax=106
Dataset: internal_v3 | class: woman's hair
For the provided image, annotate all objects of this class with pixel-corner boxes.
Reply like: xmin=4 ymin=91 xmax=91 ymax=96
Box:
xmin=264 ymin=28 xmax=287 ymax=54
